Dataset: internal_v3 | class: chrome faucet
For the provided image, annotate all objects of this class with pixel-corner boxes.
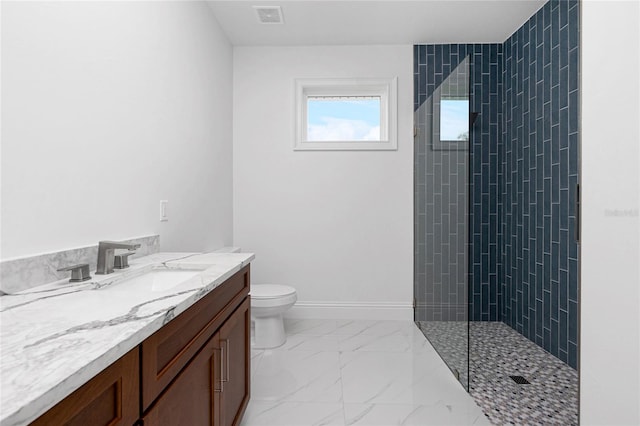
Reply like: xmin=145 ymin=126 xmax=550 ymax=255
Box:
xmin=96 ymin=241 xmax=141 ymax=275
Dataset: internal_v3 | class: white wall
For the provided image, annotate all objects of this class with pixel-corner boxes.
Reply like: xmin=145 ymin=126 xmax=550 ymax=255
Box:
xmin=0 ymin=1 xmax=233 ymax=259
xmin=581 ymin=1 xmax=640 ymax=424
xmin=233 ymin=45 xmax=413 ymax=319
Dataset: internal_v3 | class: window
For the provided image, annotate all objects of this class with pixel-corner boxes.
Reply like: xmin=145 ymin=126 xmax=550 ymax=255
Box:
xmin=295 ymin=78 xmax=397 ymax=151
xmin=439 ymin=99 xmax=469 ymax=141
xmin=430 ymin=57 xmax=470 ymax=151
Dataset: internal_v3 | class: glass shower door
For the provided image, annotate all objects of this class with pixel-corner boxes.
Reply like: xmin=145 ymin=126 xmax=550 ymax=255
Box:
xmin=414 ymin=57 xmax=470 ymax=390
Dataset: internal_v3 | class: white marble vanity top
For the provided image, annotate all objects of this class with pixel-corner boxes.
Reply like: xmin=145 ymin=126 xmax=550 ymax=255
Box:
xmin=0 ymin=251 xmax=254 ymax=426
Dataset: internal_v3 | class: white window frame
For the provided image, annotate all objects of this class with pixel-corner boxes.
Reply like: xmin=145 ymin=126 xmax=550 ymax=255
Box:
xmin=294 ymin=77 xmax=398 ymax=151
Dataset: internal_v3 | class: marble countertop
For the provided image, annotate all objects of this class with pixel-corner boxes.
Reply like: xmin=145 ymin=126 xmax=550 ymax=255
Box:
xmin=0 ymin=251 xmax=254 ymax=426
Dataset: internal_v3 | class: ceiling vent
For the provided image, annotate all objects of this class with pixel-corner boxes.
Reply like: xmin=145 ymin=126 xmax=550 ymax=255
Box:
xmin=253 ymin=6 xmax=284 ymax=24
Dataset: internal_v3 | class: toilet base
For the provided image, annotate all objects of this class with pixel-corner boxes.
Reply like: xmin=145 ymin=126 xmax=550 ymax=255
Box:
xmin=253 ymin=314 xmax=286 ymax=349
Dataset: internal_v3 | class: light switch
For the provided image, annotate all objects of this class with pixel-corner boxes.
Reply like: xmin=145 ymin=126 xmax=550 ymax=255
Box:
xmin=160 ymin=200 xmax=169 ymax=222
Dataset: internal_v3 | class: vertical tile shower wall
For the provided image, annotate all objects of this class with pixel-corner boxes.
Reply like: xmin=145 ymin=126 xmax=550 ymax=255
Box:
xmin=413 ymin=44 xmax=502 ymax=322
xmin=414 ymin=0 xmax=579 ymax=369
xmin=501 ymin=0 xmax=580 ymax=368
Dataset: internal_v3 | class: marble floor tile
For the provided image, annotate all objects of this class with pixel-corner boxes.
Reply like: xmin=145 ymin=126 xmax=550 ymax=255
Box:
xmin=241 ymin=401 xmax=345 ymax=426
xmin=248 ymin=319 xmax=489 ymax=425
xmin=251 ymin=349 xmax=264 ymax=377
xmin=333 ymin=320 xmax=417 ymax=337
xmin=337 ymin=329 xmax=435 ymax=353
xmin=275 ymin=334 xmax=341 ymax=352
xmin=251 ymin=350 xmax=343 ymax=403
xmin=284 ymin=319 xmax=339 ymax=336
xmin=343 ymin=402 xmax=489 ymax=426
xmin=340 ymin=351 xmax=472 ymax=406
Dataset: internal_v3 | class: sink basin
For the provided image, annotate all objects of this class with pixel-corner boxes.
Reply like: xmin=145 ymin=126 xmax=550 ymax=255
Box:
xmin=117 ymin=269 xmax=202 ymax=292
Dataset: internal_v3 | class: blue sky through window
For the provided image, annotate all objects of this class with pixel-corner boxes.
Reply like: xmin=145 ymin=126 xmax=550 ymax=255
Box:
xmin=440 ymin=99 xmax=469 ymax=141
xmin=307 ymin=97 xmax=381 ymax=141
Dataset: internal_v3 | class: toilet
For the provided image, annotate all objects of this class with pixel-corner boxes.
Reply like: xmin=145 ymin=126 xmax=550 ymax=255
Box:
xmin=250 ymin=284 xmax=297 ymax=349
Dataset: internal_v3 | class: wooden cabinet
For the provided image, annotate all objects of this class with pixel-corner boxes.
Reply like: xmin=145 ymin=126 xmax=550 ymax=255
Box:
xmin=143 ymin=298 xmax=250 ymax=426
xmin=140 ymin=266 xmax=249 ymax=411
xmin=31 ymin=348 xmax=139 ymax=426
xmin=218 ymin=298 xmax=250 ymax=426
xmin=33 ymin=265 xmax=251 ymax=426
xmin=142 ymin=333 xmax=221 ymax=426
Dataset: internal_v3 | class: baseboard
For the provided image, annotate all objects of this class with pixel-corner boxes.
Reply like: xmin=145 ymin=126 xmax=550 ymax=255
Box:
xmin=285 ymin=301 xmax=413 ymax=321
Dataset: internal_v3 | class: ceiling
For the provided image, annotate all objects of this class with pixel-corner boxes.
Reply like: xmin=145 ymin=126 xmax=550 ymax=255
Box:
xmin=207 ymin=1 xmax=548 ymax=46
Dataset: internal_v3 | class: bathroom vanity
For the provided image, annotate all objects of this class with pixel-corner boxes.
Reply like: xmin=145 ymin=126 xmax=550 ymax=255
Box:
xmin=0 ymin=252 xmax=253 ymax=426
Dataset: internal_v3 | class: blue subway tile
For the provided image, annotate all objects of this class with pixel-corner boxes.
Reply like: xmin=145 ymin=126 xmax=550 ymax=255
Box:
xmin=568 ymin=342 xmax=578 ymax=369
xmin=543 ymin=327 xmax=551 ymax=352
xmin=568 ymin=135 xmax=579 ymax=175
xmin=558 ymin=309 xmax=568 ymax=352
xmin=550 ymin=319 xmax=559 ymax=354
xmin=560 ymin=0 xmax=569 ymax=29
xmin=551 ymin=281 xmax=559 ymax=319
xmin=569 ymin=92 xmax=579 ymax=134
xmin=559 ymin=107 xmax=569 ymax=143
xmin=559 ymin=231 xmax=569 ymax=271
xmin=569 ymin=49 xmax=579 ymax=92
xmin=418 ymin=65 xmax=427 ymax=95
xmin=551 ymin=45 xmax=560 ymax=87
xmin=569 ymin=258 xmax=578 ymax=301
xmin=442 ymin=44 xmax=451 ymax=64
xmin=568 ymin=302 xmax=578 ymax=343
xmin=544 ymin=179 xmax=552 ymax=216
xmin=559 ymin=269 xmax=569 ymax=311
xmin=543 ymin=1 xmax=552 ymax=30
xmin=560 ymin=26 xmax=569 ymax=67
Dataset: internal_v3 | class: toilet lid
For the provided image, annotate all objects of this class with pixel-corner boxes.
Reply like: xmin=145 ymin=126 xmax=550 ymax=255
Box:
xmin=250 ymin=284 xmax=296 ymax=299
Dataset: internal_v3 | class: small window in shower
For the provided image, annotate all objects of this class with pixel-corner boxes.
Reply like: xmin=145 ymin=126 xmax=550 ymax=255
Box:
xmin=430 ymin=57 xmax=470 ymax=151
xmin=295 ymin=78 xmax=397 ymax=151
xmin=440 ymin=99 xmax=469 ymax=141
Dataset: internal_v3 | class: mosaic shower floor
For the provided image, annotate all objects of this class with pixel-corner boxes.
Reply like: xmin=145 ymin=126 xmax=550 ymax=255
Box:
xmin=417 ymin=321 xmax=579 ymax=425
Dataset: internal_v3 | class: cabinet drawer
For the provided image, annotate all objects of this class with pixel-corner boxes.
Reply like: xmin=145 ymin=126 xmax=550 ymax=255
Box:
xmin=31 ymin=348 xmax=139 ymax=426
xmin=141 ymin=265 xmax=249 ymax=410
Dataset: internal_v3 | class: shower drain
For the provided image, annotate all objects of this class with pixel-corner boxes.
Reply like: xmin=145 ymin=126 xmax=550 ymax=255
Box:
xmin=510 ymin=375 xmax=531 ymax=384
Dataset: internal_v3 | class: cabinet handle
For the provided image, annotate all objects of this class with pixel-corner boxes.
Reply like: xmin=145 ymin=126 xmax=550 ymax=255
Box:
xmin=222 ymin=339 xmax=230 ymax=383
xmin=213 ymin=347 xmax=223 ymax=393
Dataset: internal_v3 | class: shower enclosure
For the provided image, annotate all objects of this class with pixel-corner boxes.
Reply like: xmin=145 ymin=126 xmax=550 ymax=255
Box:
xmin=414 ymin=53 xmax=471 ymax=389
xmin=414 ymin=2 xmax=581 ymax=422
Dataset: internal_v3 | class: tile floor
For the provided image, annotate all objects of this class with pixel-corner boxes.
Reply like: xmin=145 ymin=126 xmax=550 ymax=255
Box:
xmin=417 ymin=321 xmax=579 ymax=425
xmin=468 ymin=322 xmax=578 ymax=426
xmin=241 ymin=319 xmax=491 ymax=426
xmin=417 ymin=321 xmax=469 ymax=389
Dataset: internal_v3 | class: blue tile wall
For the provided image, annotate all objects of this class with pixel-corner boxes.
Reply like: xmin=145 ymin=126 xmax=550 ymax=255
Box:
xmin=414 ymin=44 xmax=502 ymax=323
xmin=501 ymin=0 xmax=580 ymax=369
xmin=470 ymin=44 xmax=503 ymax=323
xmin=413 ymin=44 xmax=501 ymax=322
xmin=414 ymin=45 xmax=470 ymax=322
xmin=414 ymin=0 xmax=579 ymax=369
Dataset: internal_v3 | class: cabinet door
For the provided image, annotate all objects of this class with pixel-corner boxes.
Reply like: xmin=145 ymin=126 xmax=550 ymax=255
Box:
xmin=31 ymin=348 xmax=139 ymax=426
xmin=142 ymin=334 xmax=222 ymax=426
xmin=141 ymin=265 xmax=249 ymax=411
xmin=219 ymin=298 xmax=251 ymax=426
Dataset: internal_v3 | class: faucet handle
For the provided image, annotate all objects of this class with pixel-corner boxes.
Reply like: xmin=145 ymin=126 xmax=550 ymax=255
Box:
xmin=57 ymin=264 xmax=92 ymax=282
xmin=114 ymin=252 xmax=135 ymax=269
